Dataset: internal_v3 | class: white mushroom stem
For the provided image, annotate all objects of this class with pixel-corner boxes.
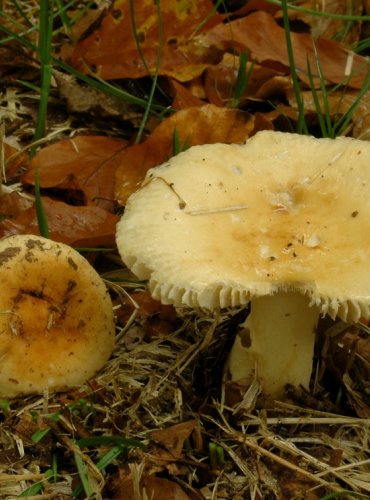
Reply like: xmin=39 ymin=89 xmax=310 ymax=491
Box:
xmin=225 ymin=292 xmax=319 ymax=401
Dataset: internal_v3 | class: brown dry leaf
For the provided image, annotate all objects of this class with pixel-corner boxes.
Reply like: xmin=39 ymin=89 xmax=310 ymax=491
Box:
xmin=67 ymin=0 xmax=223 ymax=81
xmin=286 ymin=1 xmax=363 ymax=44
xmin=68 ymin=3 xmax=107 ymax=40
xmin=3 ymin=142 xmax=29 ymax=179
xmin=0 ymin=196 xmax=118 ymax=247
xmin=151 ymin=420 xmax=198 ymax=459
xmin=0 ymin=46 xmax=38 ymax=83
xmin=232 ymin=0 xmax=280 ymax=17
xmin=167 ymin=79 xmax=205 ymax=110
xmin=204 ymin=53 xmax=283 ymax=106
xmin=112 ymin=471 xmax=191 ymax=500
xmin=116 ymin=290 xmax=177 ymax=340
xmin=296 ymin=89 xmax=370 ymax=139
xmin=0 ymin=191 xmax=33 ymax=218
xmin=115 ymin=104 xmax=267 ymax=205
xmin=198 ymin=10 xmax=369 ymax=89
xmin=22 ymin=135 xmax=127 ymax=210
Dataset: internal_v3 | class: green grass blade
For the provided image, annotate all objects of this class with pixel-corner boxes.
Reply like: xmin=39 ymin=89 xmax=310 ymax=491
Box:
xmin=333 ymin=74 xmax=370 ymax=136
xmin=18 ymin=469 xmax=54 ymax=497
xmin=33 ymin=0 xmax=54 ymax=144
xmin=33 ymin=63 xmax=52 ymax=143
xmin=55 ymin=59 xmax=165 ymax=111
xmin=95 ymin=445 xmax=128 ymax=471
xmin=172 ymin=127 xmax=191 ymax=156
xmin=172 ymin=126 xmax=181 ymax=156
xmin=231 ymin=49 xmax=254 ymax=108
xmin=0 ymin=399 xmax=11 ymax=417
xmin=55 ymin=0 xmax=73 ymax=36
xmin=134 ymin=0 xmax=163 ymax=144
xmin=311 ymin=41 xmax=334 ymax=137
xmin=129 ymin=0 xmax=150 ymax=75
xmin=192 ymin=0 xmax=224 ymax=36
xmin=19 ymin=481 xmax=44 ymax=497
xmin=353 ymin=37 xmax=370 ymax=54
xmin=3 ymin=0 xmax=32 ymax=27
xmin=51 ymin=454 xmax=58 ymax=482
xmin=306 ymin=57 xmax=328 ymax=137
xmin=72 ymin=436 xmax=145 ymax=497
xmin=31 ymin=426 xmax=51 ymax=443
xmin=73 ymin=452 xmax=94 ymax=498
xmin=0 ymin=19 xmax=37 ymax=50
xmin=281 ymin=0 xmax=308 ymax=134
xmin=34 ymin=167 xmax=50 ymax=238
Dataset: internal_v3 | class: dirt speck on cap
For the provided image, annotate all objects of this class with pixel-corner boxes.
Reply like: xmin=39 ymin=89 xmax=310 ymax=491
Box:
xmin=0 ymin=246 xmax=21 ymax=266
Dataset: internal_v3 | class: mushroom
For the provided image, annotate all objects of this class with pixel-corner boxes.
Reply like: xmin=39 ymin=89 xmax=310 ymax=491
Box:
xmin=0 ymin=235 xmax=115 ymax=398
xmin=116 ymin=131 xmax=370 ymax=401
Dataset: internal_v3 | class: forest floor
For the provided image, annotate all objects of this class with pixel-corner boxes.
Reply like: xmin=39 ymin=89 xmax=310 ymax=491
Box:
xmin=0 ymin=1 xmax=370 ymax=499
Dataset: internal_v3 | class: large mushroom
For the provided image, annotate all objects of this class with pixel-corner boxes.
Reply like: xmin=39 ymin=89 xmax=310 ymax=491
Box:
xmin=0 ymin=235 xmax=115 ymax=398
xmin=116 ymin=131 xmax=370 ymax=401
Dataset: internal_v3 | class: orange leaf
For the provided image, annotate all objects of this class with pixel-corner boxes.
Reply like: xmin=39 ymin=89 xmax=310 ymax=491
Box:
xmin=67 ymin=0 xmax=223 ymax=81
xmin=115 ymin=104 xmax=263 ymax=205
xmin=167 ymin=79 xmax=205 ymax=110
xmin=113 ymin=473 xmax=191 ymax=500
xmin=0 ymin=197 xmax=118 ymax=247
xmin=23 ymin=135 xmax=127 ymax=210
xmin=4 ymin=142 xmax=29 ymax=179
xmin=198 ymin=10 xmax=369 ymax=89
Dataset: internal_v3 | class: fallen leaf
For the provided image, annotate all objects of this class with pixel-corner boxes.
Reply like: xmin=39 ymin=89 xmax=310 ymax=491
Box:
xmin=116 ymin=290 xmax=177 ymax=340
xmin=297 ymin=89 xmax=370 ymax=139
xmin=54 ymin=70 xmax=142 ymax=124
xmin=67 ymin=0 xmax=223 ymax=81
xmin=204 ymin=53 xmax=282 ymax=106
xmin=0 ymin=196 xmax=118 ymax=247
xmin=0 ymin=191 xmax=33 ymax=218
xmin=0 ymin=46 xmax=39 ymax=83
xmin=198 ymin=10 xmax=369 ymax=89
xmin=115 ymin=104 xmax=265 ymax=205
xmin=285 ymin=0 xmax=363 ymax=45
xmin=68 ymin=3 xmax=107 ymax=40
xmin=3 ymin=141 xmax=29 ymax=179
xmin=151 ymin=420 xmax=198 ymax=458
xmin=22 ymin=135 xmax=127 ymax=210
xmin=167 ymin=79 xmax=205 ymax=110
xmin=232 ymin=0 xmax=279 ymax=17
xmin=112 ymin=472 xmax=191 ymax=500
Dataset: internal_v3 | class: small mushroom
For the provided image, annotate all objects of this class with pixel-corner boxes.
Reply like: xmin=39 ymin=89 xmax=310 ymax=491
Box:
xmin=116 ymin=131 xmax=370 ymax=401
xmin=0 ymin=235 xmax=115 ymax=398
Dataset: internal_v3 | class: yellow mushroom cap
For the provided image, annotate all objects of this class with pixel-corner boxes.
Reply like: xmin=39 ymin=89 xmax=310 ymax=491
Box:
xmin=116 ymin=131 xmax=370 ymax=322
xmin=0 ymin=235 xmax=115 ymax=398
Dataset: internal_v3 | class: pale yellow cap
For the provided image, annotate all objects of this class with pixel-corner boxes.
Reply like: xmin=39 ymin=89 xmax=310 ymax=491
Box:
xmin=117 ymin=131 xmax=370 ymax=322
